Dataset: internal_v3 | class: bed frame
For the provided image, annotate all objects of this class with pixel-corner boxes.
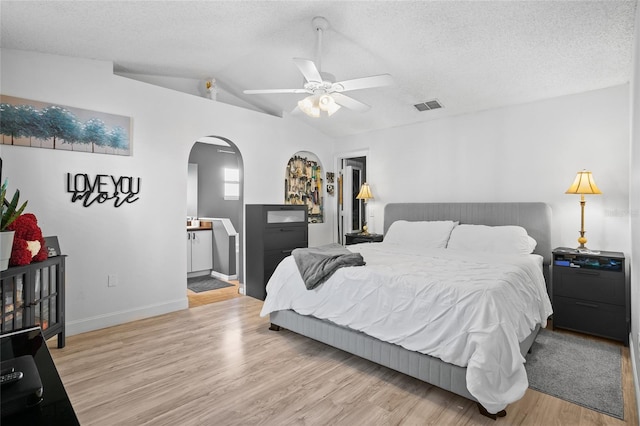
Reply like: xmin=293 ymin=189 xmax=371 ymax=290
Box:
xmin=269 ymin=202 xmax=552 ymax=419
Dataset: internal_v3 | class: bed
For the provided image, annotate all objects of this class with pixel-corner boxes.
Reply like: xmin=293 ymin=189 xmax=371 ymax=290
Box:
xmin=260 ymin=202 xmax=553 ymax=418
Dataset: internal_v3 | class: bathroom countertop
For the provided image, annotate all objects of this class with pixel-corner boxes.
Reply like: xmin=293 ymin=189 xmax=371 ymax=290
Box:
xmin=186 ymin=226 xmax=212 ymax=231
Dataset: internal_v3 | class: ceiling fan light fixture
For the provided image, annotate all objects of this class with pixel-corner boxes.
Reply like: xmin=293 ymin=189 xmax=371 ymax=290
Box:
xmin=325 ymin=101 xmax=341 ymax=116
xmin=318 ymin=94 xmax=341 ymax=116
xmin=298 ymin=93 xmax=340 ymax=118
xmin=298 ymin=95 xmax=321 ymax=118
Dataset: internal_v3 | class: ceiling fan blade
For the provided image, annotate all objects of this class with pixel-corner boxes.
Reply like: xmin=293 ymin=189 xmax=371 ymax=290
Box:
xmin=293 ymin=58 xmax=323 ymax=83
xmin=333 ymin=74 xmax=394 ymax=92
xmin=331 ymin=93 xmax=370 ymax=112
xmin=244 ymin=88 xmax=308 ymax=94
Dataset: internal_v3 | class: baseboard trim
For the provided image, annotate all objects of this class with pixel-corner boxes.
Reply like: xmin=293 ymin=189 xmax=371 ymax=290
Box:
xmin=630 ymin=332 xmax=640 ymax=422
xmin=65 ymin=297 xmax=188 ymax=336
xmin=187 ymin=270 xmax=210 ymax=279
xmin=211 ymin=270 xmax=237 ymax=281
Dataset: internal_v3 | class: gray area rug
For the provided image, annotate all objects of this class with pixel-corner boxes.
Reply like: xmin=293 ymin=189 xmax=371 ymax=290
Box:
xmin=187 ymin=276 xmax=233 ymax=293
xmin=525 ymin=328 xmax=623 ymax=419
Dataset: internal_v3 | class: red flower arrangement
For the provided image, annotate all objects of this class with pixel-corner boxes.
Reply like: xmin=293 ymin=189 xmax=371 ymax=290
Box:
xmin=7 ymin=213 xmax=47 ymax=266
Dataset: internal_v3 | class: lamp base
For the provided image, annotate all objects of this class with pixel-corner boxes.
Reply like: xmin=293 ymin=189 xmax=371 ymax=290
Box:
xmin=576 ymin=231 xmax=588 ymax=249
xmin=576 ymin=235 xmax=600 ymax=254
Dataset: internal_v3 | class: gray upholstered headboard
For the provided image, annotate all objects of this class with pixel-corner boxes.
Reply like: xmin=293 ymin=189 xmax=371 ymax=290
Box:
xmin=383 ymin=202 xmax=552 ymax=283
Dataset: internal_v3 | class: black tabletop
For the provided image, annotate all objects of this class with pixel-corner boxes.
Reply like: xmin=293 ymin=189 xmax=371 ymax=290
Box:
xmin=1 ymin=326 xmax=79 ymax=425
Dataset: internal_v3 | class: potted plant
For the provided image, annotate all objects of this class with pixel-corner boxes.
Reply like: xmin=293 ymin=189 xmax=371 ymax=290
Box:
xmin=1 ymin=180 xmax=28 ymax=270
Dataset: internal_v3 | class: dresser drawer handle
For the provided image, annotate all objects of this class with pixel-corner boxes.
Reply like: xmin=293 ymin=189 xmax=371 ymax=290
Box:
xmin=575 ymin=301 xmax=599 ymax=309
xmin=279 ymin=228 xmax=295 ymax=232
xmin=281 ymin=249 xmax=293 ymax=254
xmin=576 ymin=270 xmax=600 ymax=276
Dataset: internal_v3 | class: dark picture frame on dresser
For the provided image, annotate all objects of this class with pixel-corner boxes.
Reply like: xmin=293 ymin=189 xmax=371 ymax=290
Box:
xmin=552 ymin=247 xmax=628 ymax=345
xmin=245 ymin=205 xmax=308 ymax=300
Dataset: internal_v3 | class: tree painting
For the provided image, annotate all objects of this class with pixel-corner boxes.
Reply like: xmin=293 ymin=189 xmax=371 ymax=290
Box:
xmin=0 ymin=95 xmax=131 ymax=156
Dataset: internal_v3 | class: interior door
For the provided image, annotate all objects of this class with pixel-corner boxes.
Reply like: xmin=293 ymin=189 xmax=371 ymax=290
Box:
xmin=350 ymin=167 xmax=363 ymax=232
xmin=342 ymin=166 xmax=354 ymax=239
xmin=339 ymin=165 xmax=363 ymax=244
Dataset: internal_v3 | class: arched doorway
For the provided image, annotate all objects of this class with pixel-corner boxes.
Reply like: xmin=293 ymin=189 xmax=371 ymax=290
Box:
xmin=187 ymin=136 xmax=245 ymax=306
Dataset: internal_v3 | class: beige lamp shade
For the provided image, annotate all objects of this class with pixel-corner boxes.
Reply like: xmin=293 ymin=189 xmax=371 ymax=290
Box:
xmin=565 ymin=170 xmax=602 ymax=195
xmin=356 ymin=183 xmax=373 ymax=202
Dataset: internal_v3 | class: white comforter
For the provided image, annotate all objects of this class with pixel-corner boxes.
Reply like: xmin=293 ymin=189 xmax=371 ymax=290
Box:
xmin=260 ymin=243 xmax=553 ymax=414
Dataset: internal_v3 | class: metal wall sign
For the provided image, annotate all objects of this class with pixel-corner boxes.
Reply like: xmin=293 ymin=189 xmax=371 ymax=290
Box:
xmin=66 ymin=173 xmax=140 ymax=207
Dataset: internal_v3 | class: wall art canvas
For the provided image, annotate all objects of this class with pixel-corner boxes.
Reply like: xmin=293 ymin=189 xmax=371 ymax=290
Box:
xmin=0 ymin=95 xmax=131 ymax=156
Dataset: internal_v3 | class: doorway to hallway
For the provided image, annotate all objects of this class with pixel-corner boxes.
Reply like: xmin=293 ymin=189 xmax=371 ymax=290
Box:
xmin=336 ymin=153 xmax=367 ymax=245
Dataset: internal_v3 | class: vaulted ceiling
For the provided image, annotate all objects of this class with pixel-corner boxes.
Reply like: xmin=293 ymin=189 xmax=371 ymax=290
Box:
xmin=1 ymin=1 xmax=637 ymax=138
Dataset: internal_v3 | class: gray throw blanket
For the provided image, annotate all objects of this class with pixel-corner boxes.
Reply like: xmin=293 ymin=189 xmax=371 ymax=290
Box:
xmin=292 ymin=243 xmax=366 ymax=290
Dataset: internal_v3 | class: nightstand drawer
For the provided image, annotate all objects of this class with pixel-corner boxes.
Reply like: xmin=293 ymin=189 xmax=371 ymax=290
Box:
xmin=554 ymin=268 xmax=624 ymax=305
xmin=553 ymin=296 xmax=627 ymax=342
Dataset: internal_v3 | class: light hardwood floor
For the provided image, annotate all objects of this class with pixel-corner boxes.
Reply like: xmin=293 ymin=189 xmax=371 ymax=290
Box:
xmin=49 ymin=296 xmax=638 ymax=426
xmin=187 ymin=279 xmax=242 ymax=307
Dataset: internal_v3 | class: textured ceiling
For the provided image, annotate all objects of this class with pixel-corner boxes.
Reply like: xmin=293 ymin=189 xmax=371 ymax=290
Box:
xmin=1 ymin=1 xmax=637 ymax=138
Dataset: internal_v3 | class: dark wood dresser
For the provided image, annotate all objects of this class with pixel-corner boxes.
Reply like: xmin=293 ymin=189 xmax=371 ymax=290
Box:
xmin=245 ymin=205 xmax=308 ymax=300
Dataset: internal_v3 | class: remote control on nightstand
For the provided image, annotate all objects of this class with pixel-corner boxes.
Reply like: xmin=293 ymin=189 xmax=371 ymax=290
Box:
xmin=1 ymin=370 xmax=24 ymax=386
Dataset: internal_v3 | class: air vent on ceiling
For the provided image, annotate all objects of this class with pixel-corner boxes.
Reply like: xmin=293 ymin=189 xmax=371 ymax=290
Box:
xmin=414 ymin=99 xmax=443 ymax=112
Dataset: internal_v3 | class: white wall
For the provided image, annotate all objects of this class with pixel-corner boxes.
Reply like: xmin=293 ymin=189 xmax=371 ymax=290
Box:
xmin=0 ymin=49 xmax=335 ymax=335
xmin=629 ymin=0 xmax=640 ymax=414
xmin=337 ymin=85 xmax=631 ymax=253
xmin=0 ymin=47 xmax=633 ymax=342
xmin=116 ymin=71 xmax=270 ymax=116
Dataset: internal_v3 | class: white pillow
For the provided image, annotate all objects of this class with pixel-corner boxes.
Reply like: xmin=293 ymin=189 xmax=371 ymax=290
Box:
xmin=446 ymin=224 xmax=537 ymax=254
xmin=384 ymin=220 xmax=457 ymax=249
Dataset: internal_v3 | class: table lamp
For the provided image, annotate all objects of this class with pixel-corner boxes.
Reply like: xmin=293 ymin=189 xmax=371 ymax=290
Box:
xmin=565 ymin=170 xmax=601 ymax=250
xmin=356 ymin=183 xmax=373 ymax=235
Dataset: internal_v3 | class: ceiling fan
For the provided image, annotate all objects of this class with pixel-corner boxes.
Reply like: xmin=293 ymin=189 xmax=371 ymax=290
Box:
xmin=243 ymin=16 xmax=394 ymax=118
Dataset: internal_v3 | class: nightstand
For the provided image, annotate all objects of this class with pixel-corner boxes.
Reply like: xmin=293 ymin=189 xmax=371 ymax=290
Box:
xmin=345 ymin=232 xmax=383 ymax=245
xmin=552 ymin=247 xmax=628 ymax=345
